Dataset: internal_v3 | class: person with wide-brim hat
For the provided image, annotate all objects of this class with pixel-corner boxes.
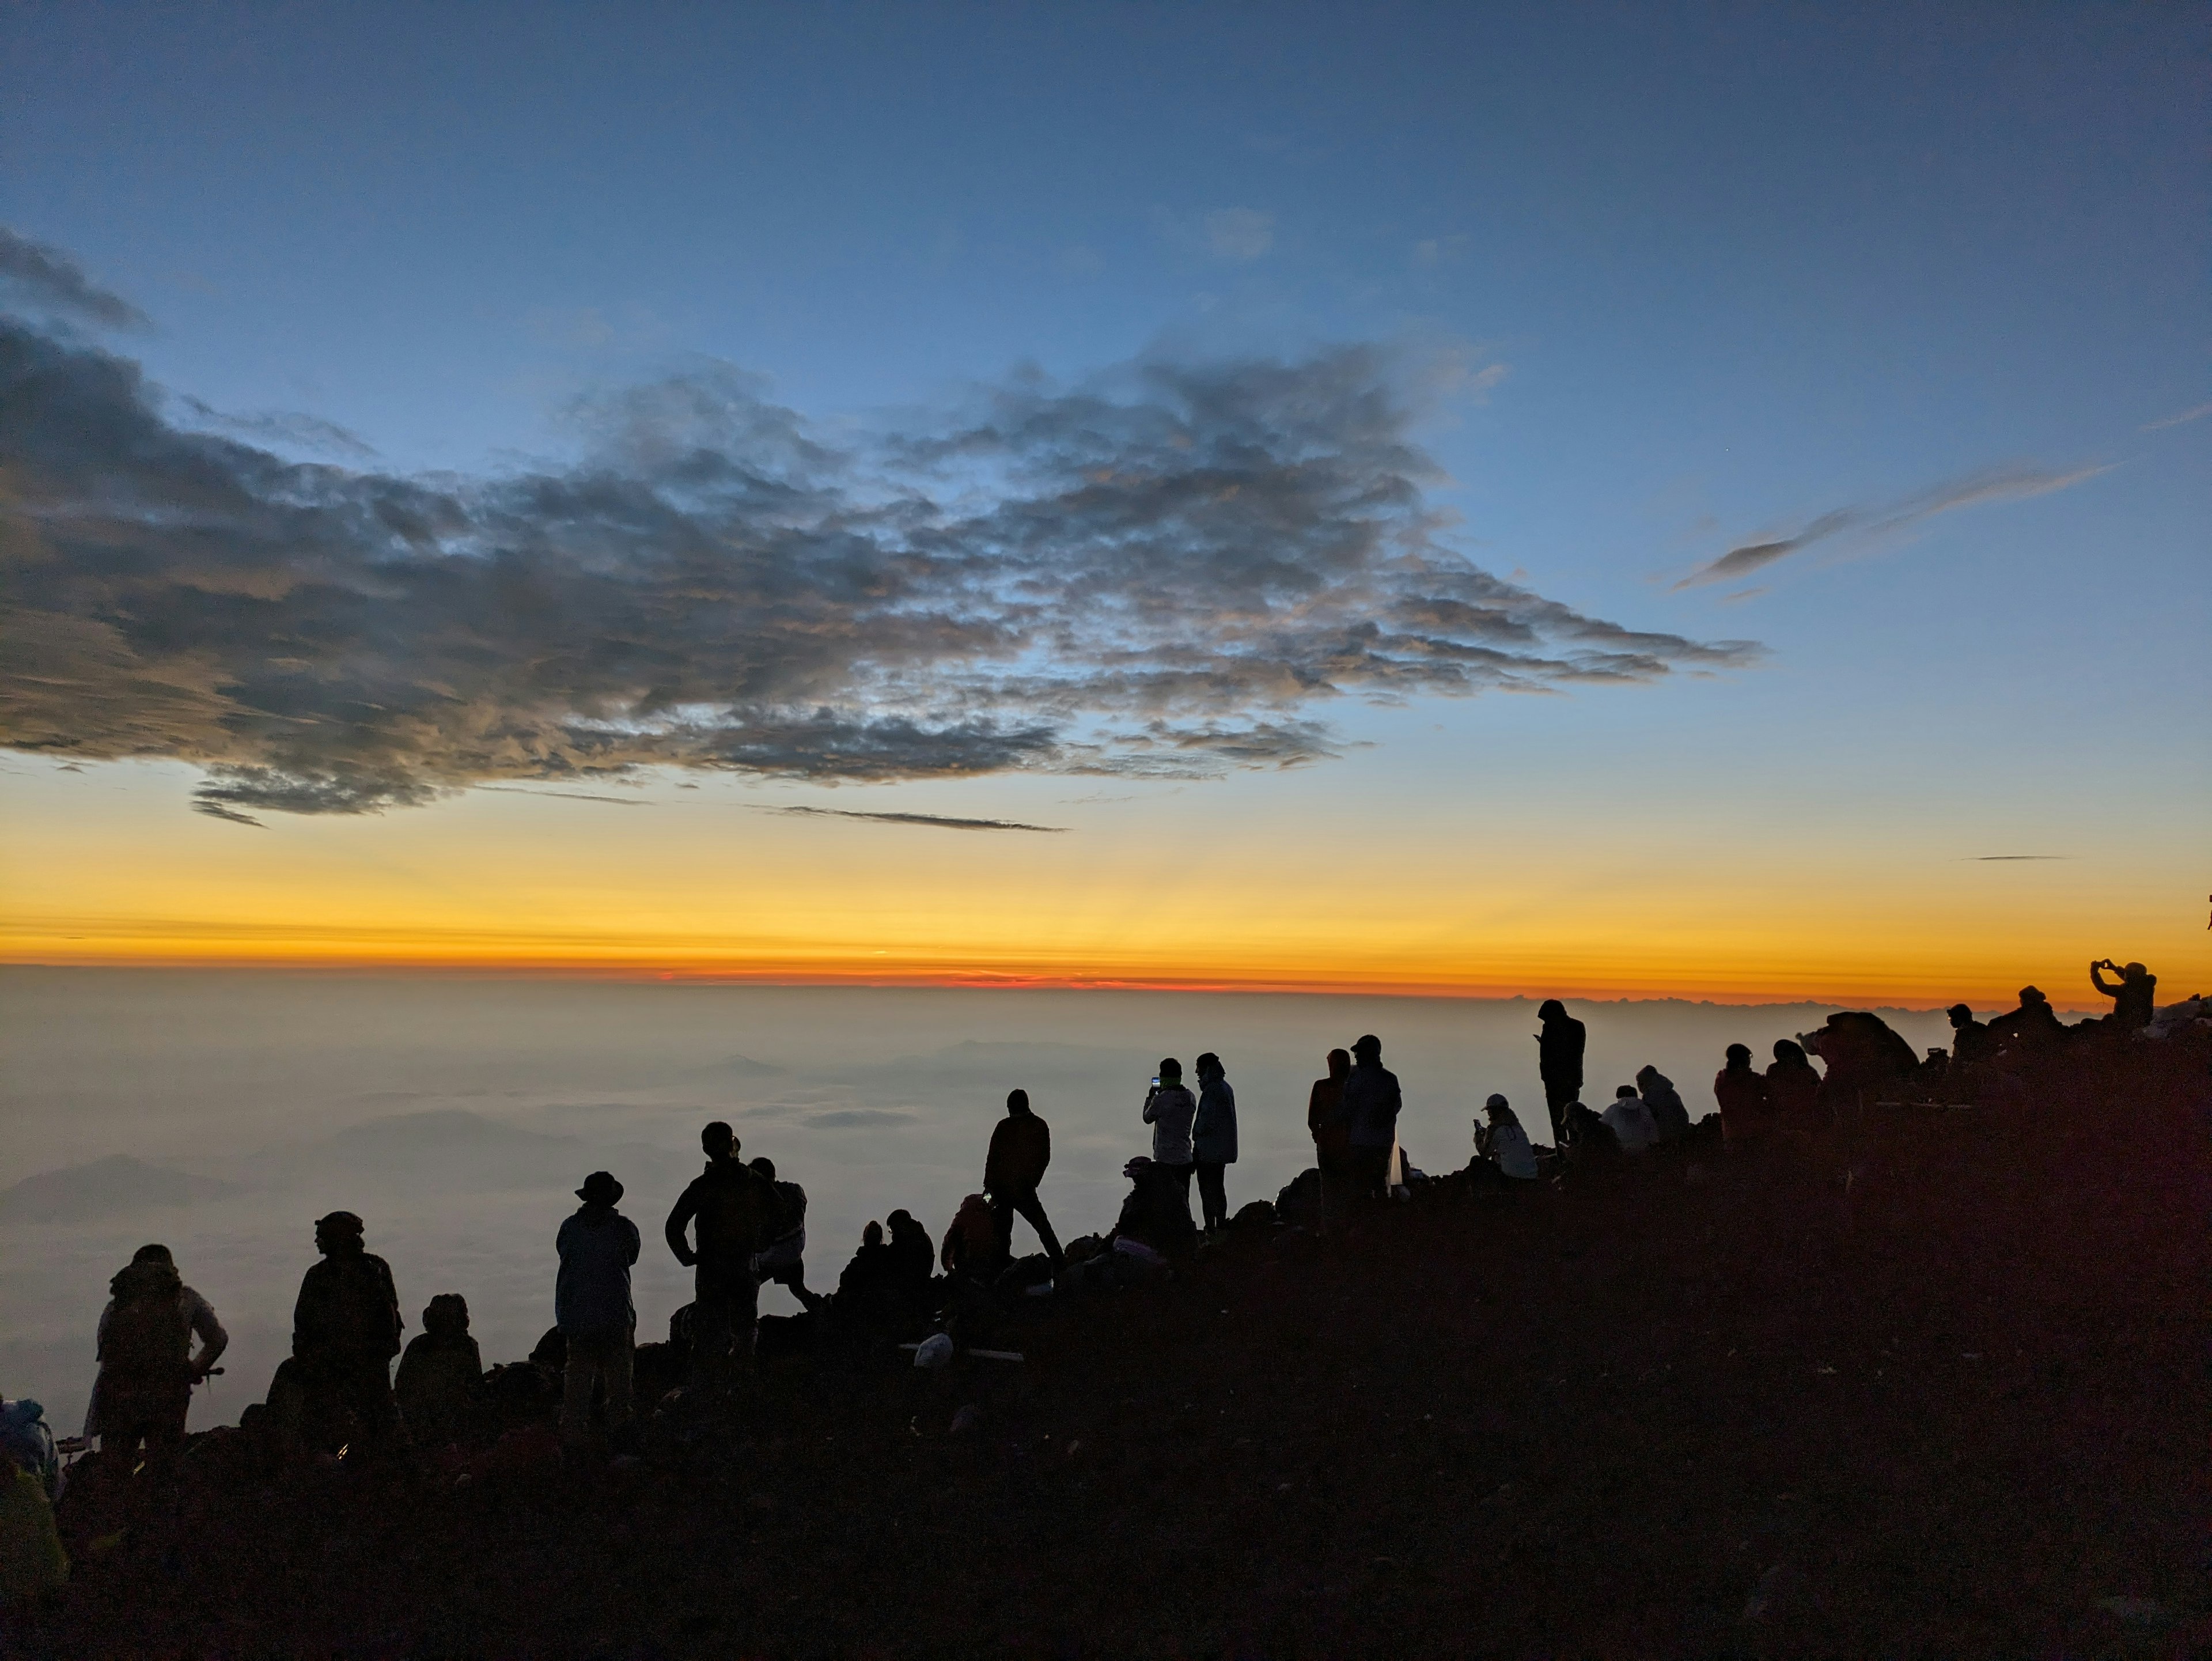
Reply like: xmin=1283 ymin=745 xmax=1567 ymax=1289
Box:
xmin=556 ymin=1171 xmax=641 ymax=1450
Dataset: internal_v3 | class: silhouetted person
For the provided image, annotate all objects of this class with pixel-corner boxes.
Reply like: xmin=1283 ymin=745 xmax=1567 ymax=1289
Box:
xmin=1143 ymin=1058 xmax=1198 ymax=1193
xmin=1476 ymin=1094 xmax=1538 ymax=1182
xmin=1560 ymin=1100 xmax=1620 ymax=1163
xmin=1307 ymin=1048 xmax=1354 ymax=1229
xmin=831 ymin=1221 xmax=893 ymax=1329
xmin=1342 ymin=1034 xmax=1403 ymax=1201
xmin=1191 ymin=1053 xmax=1238 ymax=1234
xmin=1636 ymin=1066 xmax=1691 ymax=1142
xmin=1109 ymin=1156 xmax=1198 ymax=1261
xmin=291 ymin=1212 xmax=404 ymax=1450
xmin=1947 ymin=1004 xmax=1995 ymax=1066
xmin=2090 ymin=959 xmax=2157 ymax=1030
xmin=1536 ymin=1000 xmax=1586 ymax=1145
xmin=88 ymin=1244 xmax=225 ymax=1462
xmin=1713 ymin=1045 xmax=1774 ymax=1147
xmin=558 ymin=1171 xmax=640 ymax=1447
xmin=1805 ymin=1011 xmax=1918 ymax=1121
xmin=1766 ymin=1039 xmax=1824 ymax=1133
xmin=940 ymin=1193 xmax=1005 ymax=1282
xmin=664 ymin=1123 xmax=773 ymax=1391
xmin=394 ymin=1293 xmax=483 ymax=1448
xmin=985 ymin=1088 xmax=1063 ymax=1269
xmin=1601 ymin=1085 xmax=1658 ymax=1152
xmin=749 ymin=1156 xmax=818 ymax=1311
xmin=884 ymin=1209 xmax=935 ymax=1319
xmin=1988 ymin=986 xmax=2066 ymax=1055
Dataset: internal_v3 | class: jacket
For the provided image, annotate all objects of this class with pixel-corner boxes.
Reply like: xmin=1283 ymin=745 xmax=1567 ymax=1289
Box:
xmin=1143 ymin=1084 xmax=1197 ymax=1166
xmin=1712 ymin=1066 xmax=1774 ymax=1144
xmin=1192 ymin=1077 xmax=1238 ymax=1164
xmin=1539 ymin=1016 xmax=1587 ymax=1087
xmin=556 ymin=1205 xmax=642 ymax=1335
xmin=984 ymin=1111 xmax=1051 ymax=1192
xmin=1342 ymin=1062 xmax=1403 ymax=1149
xmin=665 ymin=1157 xmax=774 ymax=1272
xmin=292 ymin=1246 xmax=402 ymax=1363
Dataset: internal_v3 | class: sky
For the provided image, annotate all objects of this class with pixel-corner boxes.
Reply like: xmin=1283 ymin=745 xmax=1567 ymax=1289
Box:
xmin=1 ymin=2 xmax=2206 ymax=1006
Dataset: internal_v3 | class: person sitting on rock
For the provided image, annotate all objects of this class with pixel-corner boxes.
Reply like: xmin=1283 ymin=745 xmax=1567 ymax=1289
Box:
xmin=1635 ymin=1066 xmax=1691 ymax=1142
xmin=1946 ymin=1004 xmax=1995 ymax=1066
xmin=1987 ymin=986 xmax=2067 ymax=1057
xmin=394 ymin=1293 xmax=484 ymax=1448
xmin=884 ymin=1210 xmax=937 ymax=1320
xmin=1765 ymin=1039 xmax=1824 ymax=1133
xmin=1600 ymin=1085 xmax=1658 ymax=1152
xmin=1108 ymin=1156 xmax=1198 ymax=1261
xmin=830 ymin=1221 xmax=893 ymax=1329
xmin=939 ymin=1193 xmax=1006 ymax=1284
xmin=1713 ymin=1045 xmax=1775 ymax=1147
xmin=1559 ymin=1100 xmax=1621 ymax=1163
xmin=2089 ymin=960 xmax=2157 ymax=1030
xmin=1475 ymin=1094 xmax=1539 ymax=1182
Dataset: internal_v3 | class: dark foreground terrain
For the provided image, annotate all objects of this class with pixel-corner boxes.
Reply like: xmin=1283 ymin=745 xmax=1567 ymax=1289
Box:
xmin=12 ymin=1040 xmax=2209 ymax=1659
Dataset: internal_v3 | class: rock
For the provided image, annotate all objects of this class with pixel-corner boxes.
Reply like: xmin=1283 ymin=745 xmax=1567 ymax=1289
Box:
xmin=913 ymin=1333 xmax=955 ymax=1369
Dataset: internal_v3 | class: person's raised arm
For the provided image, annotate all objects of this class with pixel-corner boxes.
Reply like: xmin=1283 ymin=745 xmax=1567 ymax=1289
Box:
xmin=664 ymin=1184 xmax=700 ymax=1267
xmin=2089 ymin=962 xmax=2121 ymax=998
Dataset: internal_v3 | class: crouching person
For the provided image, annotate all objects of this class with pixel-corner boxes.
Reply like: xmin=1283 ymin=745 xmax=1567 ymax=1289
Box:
xmin=556 ymin=1171 xmax=641 ymax=1450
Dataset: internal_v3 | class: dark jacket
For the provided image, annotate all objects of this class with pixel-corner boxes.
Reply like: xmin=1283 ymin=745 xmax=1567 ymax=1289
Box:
xmin=1193 ymin=1076 xmax=1238 ymax=1164
xmin=1539 ymin=1013 xmax=1587 ymax=1089
xmin=556 ymin=1205 xmax=642 ymax=1336
xmin=664 ymin=1157 xmax=774 ymax=1272
xmin=393 ymin=1331 xmax=483 ymax=1444
xmin=1342 ymin=1062 xmax=1403 ymax=1150
xmin=1950 ymin=1017 xmax=1995 ymax=1065
xmin=292 ymin=1245 xmax=402 ymax=1364
xmin=985 ymin=1110 xmax=1051 ymax=1193
xmin=1713 ymin=1065 xmax=1774 ymax=1144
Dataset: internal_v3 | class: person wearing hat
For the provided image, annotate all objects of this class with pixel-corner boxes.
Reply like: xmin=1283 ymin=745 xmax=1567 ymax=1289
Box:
xmin=289 ymin=1210 xmax=404 ymax=1451
xmin=556 ymin=1171 xmax=641 ymax=1448
xmin=1475 ymin=1094 xmax=1538 ymax=1182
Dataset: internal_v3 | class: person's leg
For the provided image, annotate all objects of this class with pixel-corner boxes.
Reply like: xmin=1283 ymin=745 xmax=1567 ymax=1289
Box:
xmin=988 ymin=1193 xmax=1016 ymax=1261
xmin=1543 ymin=1082 xmax=1570 ymax=1147
xmin=1196 ymin=1162 xmax=1227 ymax=1230
xmin=690 ymin=1274 xmax=734 ymax=1391
xmin=344 ymin=1359 xmax=403 ymax=1448
xmin=560 ymin=1334 xmax=602 ymax=1446
xmin=604 ymin=1328 xmax=635 ymax=1432
xmin=1011 ymin=1188 xmax=1064 ymax=1265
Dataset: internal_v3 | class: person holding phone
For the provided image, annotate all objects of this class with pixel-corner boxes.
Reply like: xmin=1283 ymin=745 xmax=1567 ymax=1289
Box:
xmin=1142 ymin=1058 xmax=1198 ymax=1196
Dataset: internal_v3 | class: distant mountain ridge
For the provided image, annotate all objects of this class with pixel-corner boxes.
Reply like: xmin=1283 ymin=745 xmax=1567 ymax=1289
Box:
xmin=0 ymin=1155 xmax=243 ymax=1225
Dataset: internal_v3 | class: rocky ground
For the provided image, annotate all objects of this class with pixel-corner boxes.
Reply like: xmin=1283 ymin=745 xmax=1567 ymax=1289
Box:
xmin=10 ymin=1038 xmax=2208 ymax=1659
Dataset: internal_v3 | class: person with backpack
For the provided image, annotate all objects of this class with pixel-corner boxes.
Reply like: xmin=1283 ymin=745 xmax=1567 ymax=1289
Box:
xmin=664 ymin=1122 xmax=774 ymax=1391
xmin=984 ymin=1088 xmax=1063 ymax=1270
xmin=87 ymin=1243 xmax=226 ymax=1461
xmin=748 ymin=1157 xmax=820 ymax=1311
xmin=290 ymin=1212 xmax=404 ymax=1451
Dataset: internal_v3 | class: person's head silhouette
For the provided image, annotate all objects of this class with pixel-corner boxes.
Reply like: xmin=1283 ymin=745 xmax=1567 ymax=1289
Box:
xmin=749 ymin=1156 xmax=776 ymax=1182
xmin=1351 ymin=1034 xmax=1381 ymax=1061
xmin=1947 ymin=1003 xmax=1974 ymax=1027
xmin=1326 ymin=1047 xmax=1351 ymax=1080
xmin=1537 ymin=1000 xmax=1567 ymax=1023
xmin=1157 ymin=1058 xmax=1183 ymax=1083
xmin=1006 ymin=1088 xmax=1031 ymax=1115
xmin=2018 ymin=986 xmax=2047 ymax=1007
xmin=702 ymin=1121 xmax=736 ymax=1160
xmin=1724 ymin=1043 xmax=1753 ymax=1069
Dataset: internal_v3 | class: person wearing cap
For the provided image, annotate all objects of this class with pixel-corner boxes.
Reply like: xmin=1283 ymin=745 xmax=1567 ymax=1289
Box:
xmin=1475 ymin=1094 xmax=1539 ymax=1182
xmin=1341 ymin=1034 xmax=1403 ymax=1202
xmin=289 ymin=1210 xmax=404 ymax=1451
xmin=556 ymin=1171 xmax=641 ymax=1447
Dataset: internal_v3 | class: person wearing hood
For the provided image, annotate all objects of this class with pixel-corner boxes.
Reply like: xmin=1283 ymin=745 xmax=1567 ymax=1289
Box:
xmin=1601 ymin=1085 xmax=1658 ymax=1152
xmin=89 ymin=1244 xmax=226 ymax=1461
xmin=985 ymin=1088 xmax=1063 ymax=1269
xmin=1475 ymin=1094 xmax=1539 ymax=1182
xmin=1536 ymin=1001 xmax=1587 ymax=1145
xmin=558 ymin=1171 xmax=641 ymax=1447
xmin=1713 ymin=1045 xmax=1775 ymax=1147
xmin=290 ymin=1211 xmax=404 ymax=1450
xmin=1191 ymin=1053 xmax=1238 ymax=1234
xmin=1306 ymin=1048 xmax=1354 ymax=1228
xmin=394 ymin=1293 xmax=483 ymax=1448
xmin=1765 ymin=1040 xmax=1824 ymax=1134
xmin=1142 ymin=1059 xmax=1198 ymax=1193
xmin=884 ymin=1209 xmax=935 ymax=1318
xmin=1635 ymin=1066 xmax=1691 ymax=1142
xmin=1342 ymin=1034 xmax=1403 ymax=1202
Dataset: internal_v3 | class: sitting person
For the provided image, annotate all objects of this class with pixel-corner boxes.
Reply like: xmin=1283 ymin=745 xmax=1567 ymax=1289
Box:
xmin=884 ymin=1210 xmax=936 ymax=1319
xmin=1946 ymin=1004 xmax=1995 ymax=1066
xmin=1987 ymin=986 xmax=2066 ymax=1058
xmin=1108 ymin=1156 xmax=1198 ymax=1261
xmin=1600 ymin=1085 xmax=1658 ymax=1152
xmin=1713 ymin=1044 xmax=1775 ymax=1146
xmin=938 ymin=1193 xmax=1006 ymax=1284
xmin=2089 ymin=959 xmax=2157 ymax=1031
xmin=1635 ymin=1066 xmax=1691 ymax=1142
xmin=393 ymin=1293 xmax=484 ymax=1448
xmin=831 ymin=1221 xmax=892 ymax=1323
xmin=1474 ymin=1094 xmax=1539 ymax=1181
xmin=1559 ymin=1100 xmax=1621 ymax=1163
xmin=1764 ymin=1039 xmax=1825 ymax=1133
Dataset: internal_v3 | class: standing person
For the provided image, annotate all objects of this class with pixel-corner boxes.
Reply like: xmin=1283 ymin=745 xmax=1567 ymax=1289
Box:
xmin=558 ymin=1171 xmax=641 ymax=1448
xmin=1342 ymin=1034 xmax=1403 ymax=1202
xmin=664 ymin=1122 xmax=773 ymax=1391
xmin=1713 ymin=1045 xmax=1774 ymax=1147
xmin=1307 ymin=1048 xmax=1354 ymax=1229
xmin=88 ymin=1244 xmax=226 ymax=1462
xmin=1475 ymin=1094 xmax=1539 ymax=1182
xmin=290 ymin=1212 xmax=404 ymax=1451
xmin=1635 ymin=1066 xmax=1691 ymax=1142
xmin=1536 ymin=1001 xmax=1587 ymax=1147
xmin=1191 ymin=1053 xmax=1239 ymax=1235
xmin=1142 ymin=1059 xmax=1198 ymax=1195
xmin=984 ymin=1088 xmax=1064 ymax=1269
xmin=748 ymin=1157 xmax=819 ymax=1311
xmin=2089 ymin=960 xmax=2157 ymax=1030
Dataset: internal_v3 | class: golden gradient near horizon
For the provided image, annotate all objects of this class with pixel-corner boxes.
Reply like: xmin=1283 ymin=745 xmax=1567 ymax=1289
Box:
xmin=4 ymin=758 xmax=2203 ymax=1010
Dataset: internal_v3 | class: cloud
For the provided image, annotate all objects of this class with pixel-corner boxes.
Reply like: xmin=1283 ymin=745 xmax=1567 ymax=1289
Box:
xmin=2141 ymin=400 xmax=2212 ymax=432
xmin=0 ymin=272 xmax=1756 ymax=821
xmin=478 ymin=786 xmax=650 ymax=805
xmin=1672 ymin=465 xmax=2111 ymax=591
xmin=174 ymin=396 xmax=378 ymax=459
xmin=1969 ymin=854 xmax=2071 ymax=861
xmin=0 ymin=226 xmax=150 ymax=331
xmin=1204 ymin=208 xmax=1275 ymax=261
xmin=767 ymin=806 xmax=1066 ymax=833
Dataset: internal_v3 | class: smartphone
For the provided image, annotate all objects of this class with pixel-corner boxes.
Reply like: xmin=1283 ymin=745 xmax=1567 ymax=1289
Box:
xmin=1150 ymin=1075 xmax=1161 ymax=1089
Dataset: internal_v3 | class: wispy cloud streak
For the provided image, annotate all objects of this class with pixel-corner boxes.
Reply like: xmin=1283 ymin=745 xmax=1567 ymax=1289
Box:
xmin=1673 ymin=465 xmax=2109 ymax=591
xmin=0 ymin=236 xmax=1755 ymax=821
xmin=765 ymin=807 xmax=1067 ymax=833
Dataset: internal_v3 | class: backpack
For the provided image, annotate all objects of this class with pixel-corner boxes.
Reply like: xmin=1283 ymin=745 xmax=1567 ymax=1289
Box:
xmin=771 ymin=1179 xmax=807 ymax=1240
xmin=100 ymin=1263 xmax=188 ymax=1380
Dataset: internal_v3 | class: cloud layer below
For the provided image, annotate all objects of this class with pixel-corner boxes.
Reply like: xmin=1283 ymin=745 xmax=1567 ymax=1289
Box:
xmin=1 ymin=233 xmax=1756 ymax=823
